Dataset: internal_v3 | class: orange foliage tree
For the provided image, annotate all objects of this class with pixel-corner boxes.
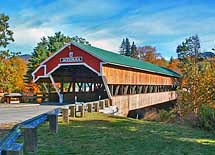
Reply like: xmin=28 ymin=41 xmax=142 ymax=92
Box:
xmin=167 ymin=57 xmax=181 ymax=73
xmin=0 ymin=56 xmax=27 ymax=93
xmin=137 ymin=46 xmax=168 ymax=67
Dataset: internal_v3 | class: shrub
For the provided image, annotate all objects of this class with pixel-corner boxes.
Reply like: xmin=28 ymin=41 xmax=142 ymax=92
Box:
xmin=197 ymin=105 xmax=215 ymax=131
xmin=143 ymin=109 xmax=159 ymax=121
xmin=159 ymin=109 xmax=177 ymax=122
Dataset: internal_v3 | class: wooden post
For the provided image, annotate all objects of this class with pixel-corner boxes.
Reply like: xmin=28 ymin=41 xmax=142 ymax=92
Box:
xmin=62 ymin=108 xmax=69 ymax=123
xmin=69 ymin=105 xmax=76 ymax=117
xmin=87 ymin=103 xmax=92 ymax=112
xmin=132 ymin=85 xmax=136 ymax=94
xmin=94 ymin=102 xmax=99 ymax=112
xmin=48 ymin=114 xmax=58 ymax=133
xmin=105 ymin=99 xmax=110 ymax=107
xmin=23 ymin=127 xmax=37 ymax=154
xmin=144 ymin=86 xmax=148 ymax=93
xmin=80 ymin=104 xmax=85 ymax=117
xmin=109 ymin=99 xmax=113 ymax=106
xmin=120 ymin=85 xmax=123 ymax=95
xmin=124 ymin=85 xmax=129 ymax=95
xmin=99 ymin=100 xmax=105 ymax=109
xmin=68 ymin=82 xmax=72 ymax=92
xmin=109 ymin=85 xmax=114 ymax=96
xmin=114 ymin=85 xmax=120 ymax=96
xmin=138 ymin=86 xmax=143 ymax=94
xmin=60 ymin=80 xmax=64 ymax=93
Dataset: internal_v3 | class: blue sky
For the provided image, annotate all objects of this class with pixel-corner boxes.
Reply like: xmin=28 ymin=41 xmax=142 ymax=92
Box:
xmin=0 ymin=0 xmax=215 ymax=59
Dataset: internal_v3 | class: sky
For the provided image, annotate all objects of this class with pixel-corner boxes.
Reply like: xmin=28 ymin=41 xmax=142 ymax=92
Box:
xmin=0 ymin=0 xmax=215 ymax=59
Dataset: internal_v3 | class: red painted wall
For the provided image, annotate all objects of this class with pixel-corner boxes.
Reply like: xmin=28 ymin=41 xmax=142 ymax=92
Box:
xmin=34 ymin=66 xmax=44 ymax=80
xmin=33 ymin=44 xmax=103 ymax=80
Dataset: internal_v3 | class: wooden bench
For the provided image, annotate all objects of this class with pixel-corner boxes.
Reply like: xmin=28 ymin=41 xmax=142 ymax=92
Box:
xmin=4 ymin=93 xmax=22 ymax=104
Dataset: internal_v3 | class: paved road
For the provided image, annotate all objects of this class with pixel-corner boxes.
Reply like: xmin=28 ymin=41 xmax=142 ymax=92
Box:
xmin=0 ymin=104 xmax=60 ymax=124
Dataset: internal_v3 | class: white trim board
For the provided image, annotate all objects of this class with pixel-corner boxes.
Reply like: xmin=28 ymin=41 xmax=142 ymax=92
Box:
xmin=34 ymin=63 xmax=102 ymax=82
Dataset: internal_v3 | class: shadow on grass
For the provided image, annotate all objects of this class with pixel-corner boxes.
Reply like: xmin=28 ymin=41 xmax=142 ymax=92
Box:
xmin=34 ymin=113 xmax=215 ymax=155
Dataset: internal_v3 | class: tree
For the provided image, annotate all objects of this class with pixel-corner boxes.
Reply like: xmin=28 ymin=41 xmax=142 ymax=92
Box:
xmin=124 ymin=38 xmax=131 ymax=56
xmin=176 ymin=35 xmax=201 ymax=64
xmin=119 ymin=38 xmax=126 ymax=55
xmin=0 ymin=14 xmax=14 ymax=48
xmin=177 ymin=60 xmax=215 ymax=116
xmin=0 ymin=13 xmax=26 ymax=93
xmin=136 ymin=46 xmax=168 ymax=67
xmin=27 ymin=32 xmax=90 ymax=81
xmin=167 ymin=57 xmax=180 ymax=73
xmin=130 ymin=41 xmax=138 ymax=58
xmin=120 ymin=38 xmax=138 ymax=57
xmin=176 ymin=35 xmax=215 ymax=116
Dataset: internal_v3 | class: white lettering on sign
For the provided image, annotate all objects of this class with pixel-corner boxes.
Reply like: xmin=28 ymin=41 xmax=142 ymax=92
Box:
xmin=60 ymin=52 xmax=83 ymax=63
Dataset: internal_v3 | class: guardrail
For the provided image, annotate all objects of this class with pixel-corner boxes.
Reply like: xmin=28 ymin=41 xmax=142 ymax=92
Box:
xmin=0 ymin=99 xmax=114 ymax=155
xmin=0 ymin=108 xmax=61 ymax=155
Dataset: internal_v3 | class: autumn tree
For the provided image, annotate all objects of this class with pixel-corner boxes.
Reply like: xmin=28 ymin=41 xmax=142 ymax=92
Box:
xmin=137 ymin=46 xmax=168 ymax=67
xmin=8 ymin=57 xmax=26 ymax=92
xmin=167 ymin=57 xmax=180 ymax=73
xmin=0 ymin=13 xmax=26 ymax=93
xmin=176 ymin=35 xmax=215 ymax=116
xmin=0 ymin=13 xmax=14 ymax=92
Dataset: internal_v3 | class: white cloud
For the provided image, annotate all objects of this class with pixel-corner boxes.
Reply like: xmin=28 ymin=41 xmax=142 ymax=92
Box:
xmin=13 ymin=26 xmax=55 ymax=45
xmin=91 ymin=38 xmax=120 ymax=52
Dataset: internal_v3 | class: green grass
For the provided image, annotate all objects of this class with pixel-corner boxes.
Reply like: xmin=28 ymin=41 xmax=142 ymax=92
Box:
xmin=32 ymin=113 xmax=215 ymax=155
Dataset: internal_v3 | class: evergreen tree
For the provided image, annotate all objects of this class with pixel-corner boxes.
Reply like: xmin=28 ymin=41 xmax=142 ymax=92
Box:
xmin=169 ymin=56 xmax=174 ymax=64
xmin=125 ymin=38 xmax=131 ymax=56
xmin=130 ymin=41 xmax=138 ymax=58
xmin=0 ymin=14 xmax=14 ymax=48
xmin=119 ymin=38 xmax=126 ymax=55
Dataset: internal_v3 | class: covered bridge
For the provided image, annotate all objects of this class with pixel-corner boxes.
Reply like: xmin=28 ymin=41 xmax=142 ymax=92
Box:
xmin=32 ymin=42 xmax=180 ymax=116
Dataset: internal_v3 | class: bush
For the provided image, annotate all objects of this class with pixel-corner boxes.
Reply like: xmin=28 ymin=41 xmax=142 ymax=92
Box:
xmin=143 ymin=109 xmax=159 ymax=121
xmin=197 ymin=105 xmax=215 ymax=131
xmin=159 ymin=109 xmax=176 ymax=122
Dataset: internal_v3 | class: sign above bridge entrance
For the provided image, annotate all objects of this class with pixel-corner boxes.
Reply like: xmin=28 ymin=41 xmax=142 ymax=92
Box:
xmin=60 ymin=52 xmax=83 ymax=63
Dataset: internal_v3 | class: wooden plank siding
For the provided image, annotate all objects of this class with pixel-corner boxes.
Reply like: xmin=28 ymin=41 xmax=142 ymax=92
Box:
xmin=111 ymin=91 xmax=177 ymax=116
xmin=102 ymin=64 xmax=177 ymax=85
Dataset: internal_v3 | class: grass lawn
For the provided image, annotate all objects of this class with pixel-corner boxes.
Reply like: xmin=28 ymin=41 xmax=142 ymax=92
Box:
xmin=29 ymin=113 xmax=215 ymax=155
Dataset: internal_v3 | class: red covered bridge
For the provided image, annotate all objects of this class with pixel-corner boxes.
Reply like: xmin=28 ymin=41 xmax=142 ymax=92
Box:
xmin=32 ymin=42 xmax=180 ymax=116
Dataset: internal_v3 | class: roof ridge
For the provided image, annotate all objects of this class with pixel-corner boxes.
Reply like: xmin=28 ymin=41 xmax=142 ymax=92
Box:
xmin=71 ymin=41 xmax=181 ymax=77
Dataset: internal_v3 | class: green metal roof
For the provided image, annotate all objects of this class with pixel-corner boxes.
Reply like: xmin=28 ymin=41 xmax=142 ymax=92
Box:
xmin=72 ymin=42 xmax=181 ymax=78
